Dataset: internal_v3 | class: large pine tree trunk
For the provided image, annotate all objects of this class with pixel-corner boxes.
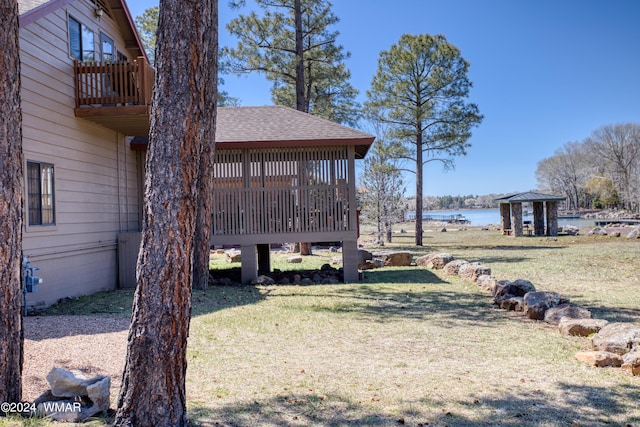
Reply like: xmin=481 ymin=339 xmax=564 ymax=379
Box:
xmin=192 ymin=6 xmax=218 ymax=290
xmin=114 ymin=1 xmax=217 ymax=426
xmin=0 ymin=0 xmax=24 ymax=404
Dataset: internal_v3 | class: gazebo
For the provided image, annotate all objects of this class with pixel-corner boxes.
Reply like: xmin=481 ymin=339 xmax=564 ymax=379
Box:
xmin=211 ymin=106 xmax=374 ymax=283
xmin=495 ymin=192 xmax=566 ymax=237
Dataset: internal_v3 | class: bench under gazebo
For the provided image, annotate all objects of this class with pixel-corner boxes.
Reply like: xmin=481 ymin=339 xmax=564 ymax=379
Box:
xmin=495 ymin=192 xmax=566 ymax=237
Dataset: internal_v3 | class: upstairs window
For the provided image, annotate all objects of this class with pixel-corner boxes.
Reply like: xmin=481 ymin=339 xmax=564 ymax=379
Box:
xmin=27 ymin=161 xmax=55 ymax=226
xmin=101 ymin=33 xmax=114 ymax=63
xmin=68 ymin=16 xmax=95 ymax=62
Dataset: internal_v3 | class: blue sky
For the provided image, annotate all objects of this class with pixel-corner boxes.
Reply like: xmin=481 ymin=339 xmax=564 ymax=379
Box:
xmin=127 ymin=0 xmax=640 ymax=197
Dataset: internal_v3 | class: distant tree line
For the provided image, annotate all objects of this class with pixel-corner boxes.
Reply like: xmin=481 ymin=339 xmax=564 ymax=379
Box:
xmin=536 ymin=123 xmax=640 ymax=212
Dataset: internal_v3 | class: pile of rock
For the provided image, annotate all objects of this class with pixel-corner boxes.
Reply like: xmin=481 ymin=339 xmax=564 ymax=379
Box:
xmin=33 ymin=368 xmax=110 ymax=422
xmin=357 ymin=249 xmax=413 ymax=270
xmin=587 ymin=225 xmax=640 ymax=239
xmin=417 ymin=252 xmax=640 ymax=377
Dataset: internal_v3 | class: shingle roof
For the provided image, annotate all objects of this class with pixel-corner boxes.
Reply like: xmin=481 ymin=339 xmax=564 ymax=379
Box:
xmin=215 ymin=106 xmax=374 ymax=158
xmin=18 ymin=0 xmax=50 ymax=14
xmin=495 ymin=192 xmax=566 ymax=203
xmin=132 ymin=106 xmax=375 ymax=158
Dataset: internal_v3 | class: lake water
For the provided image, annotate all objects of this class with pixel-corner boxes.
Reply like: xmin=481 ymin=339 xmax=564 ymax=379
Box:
xmin=410 ymin=208 xmax=596 ymax=229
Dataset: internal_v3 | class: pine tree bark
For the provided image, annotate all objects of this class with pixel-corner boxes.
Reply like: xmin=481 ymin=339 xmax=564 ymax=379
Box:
xmin=192 ymin=1 xmax=218 ymax=291
xmin=0 ymin=0 xmax=24 ymax=404
xmin=114 ymin=1 xmax=217 ymax=426
xmin=415 ymin=124 xmax=424 ymax=246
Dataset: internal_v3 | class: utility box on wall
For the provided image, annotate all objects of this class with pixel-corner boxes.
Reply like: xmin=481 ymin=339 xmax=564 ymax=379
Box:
xmin=118 ymin=232 xmax=141 ymax=289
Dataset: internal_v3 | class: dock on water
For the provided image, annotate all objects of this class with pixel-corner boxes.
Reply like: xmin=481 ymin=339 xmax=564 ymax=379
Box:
xmin=594 ymin=219 xmax=640 ymax=227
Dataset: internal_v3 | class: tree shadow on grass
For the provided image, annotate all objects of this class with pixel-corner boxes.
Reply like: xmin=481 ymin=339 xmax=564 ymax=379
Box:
xmin=188 ymin=393 xmax=407 ymax=426
xmin=272 ymin=268 xmax=504 ymax=326
xmin=422 ymin=381 xmax=640 ymax=426
xmin=186 ymin=381 xmax=640 ymax=426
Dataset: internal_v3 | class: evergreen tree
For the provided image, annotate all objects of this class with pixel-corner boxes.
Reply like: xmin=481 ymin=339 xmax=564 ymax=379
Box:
xmin=225 ymin=0 xmax=360 ymax=126
xmin=114 ymin=0 xmax=217 ymax=424
xmin=365 ymin=34 xmax=483 ymax=246
xmin=0 ymin=0 xmax=24 ymax=404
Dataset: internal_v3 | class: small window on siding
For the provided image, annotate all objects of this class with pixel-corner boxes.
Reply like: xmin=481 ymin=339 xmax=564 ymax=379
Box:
xmin=101 ymin=33 xmax=114 ymax=63
xmin=27 ymin=161 xmax=55 ymax=226
xmin=68 ymin=15 xmax=95 ymax=62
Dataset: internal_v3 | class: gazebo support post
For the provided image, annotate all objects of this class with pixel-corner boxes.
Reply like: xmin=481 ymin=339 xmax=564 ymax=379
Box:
xmin=241 ymin=244 xmax=258 ymax=284
xmin=500 ymin=203 xmax=511 ymax=234
xmin=511 ymin=202 xmax=523 ymax=237
xmin=533 ymin=202 xmax=545 ymax=236
xmin=342 ymin=239 xmax=359 ymax=282
xmin=546 ymin=201 xmax=559 ymax=236
xmin=257 ymin=244 xmax=271 ymax=275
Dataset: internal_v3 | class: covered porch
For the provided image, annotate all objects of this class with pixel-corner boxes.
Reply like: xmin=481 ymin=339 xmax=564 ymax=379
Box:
xmin=211 ymin=106 xmax=374 ymax=283
xmin=495 ymin=192 xmax=566 ymax=237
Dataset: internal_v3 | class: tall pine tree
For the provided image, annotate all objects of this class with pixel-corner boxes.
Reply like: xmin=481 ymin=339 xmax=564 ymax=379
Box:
xmin=114 ymin=0 xmax=217 ymax=425
xmin=0 ymin=0 xmax=24 ymax=404
xmin=224 ymin=0 xmax=360 ymax=126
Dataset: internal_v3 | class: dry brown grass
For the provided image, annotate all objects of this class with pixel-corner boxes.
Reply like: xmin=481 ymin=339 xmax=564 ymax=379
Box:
xmin=5 ymin=226 xmax=640 ymax=426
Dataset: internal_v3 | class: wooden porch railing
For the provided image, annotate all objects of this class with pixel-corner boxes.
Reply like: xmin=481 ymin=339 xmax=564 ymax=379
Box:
xmin=74 ymin=56 xmax=154 ymax=107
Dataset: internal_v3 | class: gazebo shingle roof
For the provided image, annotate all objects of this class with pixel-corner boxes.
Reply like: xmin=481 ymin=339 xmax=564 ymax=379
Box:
xmin=495 ymin=191 xmax=566 ymax=203
xmin=215 ymin=106 xmax=374 ymax=158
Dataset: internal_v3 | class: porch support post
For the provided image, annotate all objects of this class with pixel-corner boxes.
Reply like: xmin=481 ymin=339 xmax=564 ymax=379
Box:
xmin=533 ymin=202 xmax=545 ymax=236
xmin=511 ymin=202 xmax=523 ymax=237
xmin=499 ymin=203 xmax=511 ymax=234
xmin=257 ymin=243 xmax=271 ymax=275
xmin=241 ymin=244 xmax=258 ymax=284
xmin=546 ymin=201 xmax=559 ymax=236
xmin=342 ymin=239 xmax=359 ymax=283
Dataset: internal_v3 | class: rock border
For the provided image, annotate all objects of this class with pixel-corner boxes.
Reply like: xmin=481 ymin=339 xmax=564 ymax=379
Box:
xmin=417 ymin=251 xmax=640 ymax=376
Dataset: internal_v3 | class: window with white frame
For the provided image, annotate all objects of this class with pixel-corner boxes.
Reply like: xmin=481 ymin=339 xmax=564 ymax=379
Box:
xmin=27 ymin=161 xmax=55 ymax=226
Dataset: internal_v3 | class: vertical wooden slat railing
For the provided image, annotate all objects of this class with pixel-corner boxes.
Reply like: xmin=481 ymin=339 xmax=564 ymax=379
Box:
xmin=211 ymin=147 xmax=352 ymax=238
xmin=74 ymin=56 xmax=154 ymax=108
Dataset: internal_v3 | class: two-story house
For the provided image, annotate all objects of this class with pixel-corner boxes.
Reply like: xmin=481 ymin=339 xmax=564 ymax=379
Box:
xmin=18 ymin=0 xmax=373 ymax=309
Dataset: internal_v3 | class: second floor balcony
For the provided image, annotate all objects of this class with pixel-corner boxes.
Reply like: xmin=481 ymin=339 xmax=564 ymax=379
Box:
xmin=73 ymin=57 xmax=154 ymax=136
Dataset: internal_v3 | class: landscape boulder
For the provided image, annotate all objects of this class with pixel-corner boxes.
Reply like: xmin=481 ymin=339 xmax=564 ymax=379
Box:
xmin=225 ymin=249 xmax=242 ymax=263
xmin=627 ymin=226 xmax=640 ymax=239
xmin=499 ymin=296 xmax=524 ymax=312
xmin=286 ymin=255 xmax=303 ymax=263
xmin=357 ymin=249 xmax=373 ymax=269
xmin=476 ymin=275 xmax=499 ymax=293
xmin=251 ymin=275 xmax=275 ymax=285
xmin=575 ymin=351 xmax=623 ymax=368
xmin=371 ymin=251 xmax=412 ymax=267
xmin=587 ymin=227 xmax=608 ymax=236
xmin=544 ymin=303 xmax=592 ymax=325
xmin=558 ymin=318 xmax=609 ymax=337
xmin=442 ymin=259 xmax=469 ymax=276
xmin=34 ymin=368 xmax=110 ymax=422
xmin=360 ymin=258 xmax=385 ymax=270
xmin=416 ymin=252 xmax=454 ymax=269
xmin=563 ymin=225 xmax=580 ymax=236
xmin=622 ymin=350 xmax=640 ymax=376
xmin=522 ymin=291 xmax=570 ymax=320
xmin=592 ymin=322 xmax=640 ymax=355
xmin=493 ymin=279 xmax=536 ymax=305
xmin=458 ymin=263 xmax=491 ymax=282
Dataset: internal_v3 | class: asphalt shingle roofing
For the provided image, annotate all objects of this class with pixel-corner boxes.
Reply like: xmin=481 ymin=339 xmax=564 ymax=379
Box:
xmin=216 ymin=106 xmax=374 ymax=158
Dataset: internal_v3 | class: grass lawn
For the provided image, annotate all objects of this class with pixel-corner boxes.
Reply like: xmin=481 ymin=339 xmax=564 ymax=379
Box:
xmin=5 ymin=226 xmax=640 ymax=426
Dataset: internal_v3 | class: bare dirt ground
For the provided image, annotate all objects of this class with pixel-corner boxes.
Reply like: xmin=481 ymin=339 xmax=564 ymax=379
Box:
xmin=22 ymin=316 xmax=129 ymax=404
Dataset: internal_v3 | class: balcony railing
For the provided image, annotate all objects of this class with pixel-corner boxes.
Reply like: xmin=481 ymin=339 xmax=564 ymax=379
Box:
xmin=74 ymin=56 xmax=154 ymax=108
